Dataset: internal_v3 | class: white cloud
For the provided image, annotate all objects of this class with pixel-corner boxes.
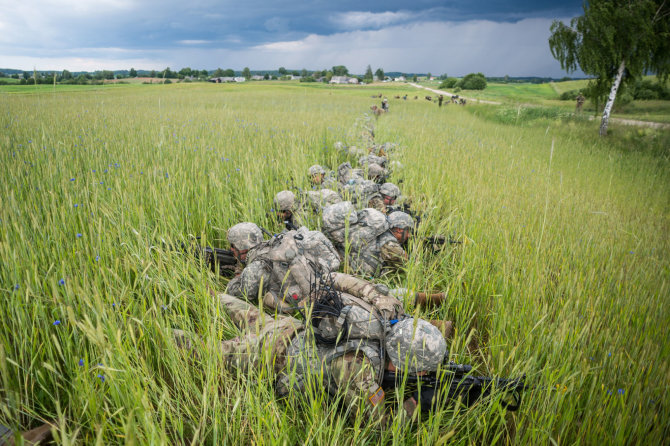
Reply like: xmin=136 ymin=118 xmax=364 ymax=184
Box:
xmin=178 ymin=40 xmax=211 ymax=45
xmin=247 ymin=18 xmax=573 ymax=77
xmin=330 ymin=11 xmax=415 ymax=30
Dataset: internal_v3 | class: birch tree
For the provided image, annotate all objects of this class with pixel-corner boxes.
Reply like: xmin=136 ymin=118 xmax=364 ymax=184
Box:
xmin=549 ymin=0 xmax=670 ymax=136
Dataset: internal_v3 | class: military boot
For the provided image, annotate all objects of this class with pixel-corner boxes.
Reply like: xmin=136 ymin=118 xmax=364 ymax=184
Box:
xmin=414 ymin=292 xmax=446 ymax=307
xmin=428 ymin=320 xmax=453 ymax=340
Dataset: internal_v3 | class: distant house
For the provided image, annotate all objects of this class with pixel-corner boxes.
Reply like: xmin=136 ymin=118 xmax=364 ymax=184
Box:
xmin=330 ymin=76 xmax=359 ymax=84
xmin=234 ymin=77 xmax=246 ymax=82
xmin=288 ymin=75 xmax=302 ymax=80
xmin=209 ymin=76 xmax=244 ymax=84
xmin=394 ymin=76 xmax=406 ymax=82
xmin=250 ymin=75 xmax=264 ymax=81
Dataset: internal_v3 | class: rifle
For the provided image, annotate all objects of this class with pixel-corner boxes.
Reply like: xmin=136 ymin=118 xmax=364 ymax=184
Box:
xmin=424 ymin=235 xmax=462 ymax=248
xmin=382 ymin=361 xmax=526 ymax=412
xmin=284 ymin=219 xmax=300 ymax=231
xmin=166 ymin=237 xmax=238 ymax=278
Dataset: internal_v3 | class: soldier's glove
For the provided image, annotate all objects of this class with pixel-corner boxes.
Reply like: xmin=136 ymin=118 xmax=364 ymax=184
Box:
xmin=412 ymin=387 xmax=437 ymax=413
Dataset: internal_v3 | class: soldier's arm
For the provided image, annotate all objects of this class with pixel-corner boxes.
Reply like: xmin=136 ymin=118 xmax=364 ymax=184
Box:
xmin=380 ymin=240 xmax=408 ymax=265
xmin=226 ymin=261 xmax=271 ymax=302
xmin=329 ymin=353 xmax=386 ymax=423
xmin=368 ymin=196 xmax=387 ymax=214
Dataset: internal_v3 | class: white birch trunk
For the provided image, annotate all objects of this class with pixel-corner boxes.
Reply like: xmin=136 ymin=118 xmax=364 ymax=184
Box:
xmin=599 ymin=60 xmax=626 ymax=136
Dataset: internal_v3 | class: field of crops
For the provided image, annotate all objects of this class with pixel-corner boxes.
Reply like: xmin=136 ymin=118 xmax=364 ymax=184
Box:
xmin=1 ymin=82 xmax=668 ymax=444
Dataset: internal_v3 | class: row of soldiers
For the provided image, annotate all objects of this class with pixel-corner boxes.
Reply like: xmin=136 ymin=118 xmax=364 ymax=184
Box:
xmin=175 ymin=139 xmax=460 ymax=426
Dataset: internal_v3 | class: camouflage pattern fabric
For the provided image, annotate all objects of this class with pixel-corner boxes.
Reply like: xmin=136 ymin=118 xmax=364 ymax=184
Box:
xmin=228 ymin=228 xmax=340 ymax=313
xmin=330 ymin=272 xmax=404 ymax=321
xmin=274 ymin=190 xmax=296 ymax=211
xmin=379 ymin=183 xmax=400 ymax=200
xmin=387 ymin=211 xmax=413 ymax=230
xmin=304 ymin=189 xmax=342 ymax=212
xmin=228 ymin=222 xmax=264 ymax=251
xmin=385 ymin=318 xmax=447 ymax=373
xmin=308 ymin=164 xmax=326 ymax=176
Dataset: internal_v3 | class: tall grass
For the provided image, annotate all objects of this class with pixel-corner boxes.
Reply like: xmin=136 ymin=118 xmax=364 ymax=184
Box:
xmin=0 ymin=83 xmax=668 ymax=444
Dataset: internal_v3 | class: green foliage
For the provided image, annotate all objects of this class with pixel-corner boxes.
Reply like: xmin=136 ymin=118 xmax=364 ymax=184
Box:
xmin=559 ymin=90 xmax=580 ymax=100
xmin=439 ymin=78 xmax=458 ymax=89
xmin=242 ymin=67 xmax=251 ymax=80
xmin=457 ymin=72 xmax=487 ymax=90
xmin=299 ymin=76 xmax=315 ymax=83
xmin=332 ymin=65 xmax=348 ymax=76
xmin=364 ymin=65 xmax=373 ymax=83
xmin=129 ymin=68 xmax=137 ymax=77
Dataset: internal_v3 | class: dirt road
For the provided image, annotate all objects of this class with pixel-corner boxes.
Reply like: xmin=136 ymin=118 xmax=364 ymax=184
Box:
xmin=407 ymin=82 xmax=670 ymax=129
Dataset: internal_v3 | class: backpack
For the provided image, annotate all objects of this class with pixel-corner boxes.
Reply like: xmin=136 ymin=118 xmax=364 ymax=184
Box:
xmin=246 ymin=227 xmax=340 ymax=310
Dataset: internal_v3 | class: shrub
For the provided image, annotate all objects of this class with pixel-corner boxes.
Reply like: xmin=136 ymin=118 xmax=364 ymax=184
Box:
xmin=299 ymin=76 xmax=315 ymax=83
xmin=457 ymin=72 xmax=487 ymax=90
xmin=559 ymin=90 xmax=579 ymax=100
xmin=439 ymin=78 xmax=458 ymax=89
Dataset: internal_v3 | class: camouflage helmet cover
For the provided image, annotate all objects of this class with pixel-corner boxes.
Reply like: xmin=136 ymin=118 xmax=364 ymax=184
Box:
xmin=379 ymin=182 xmax=401 ymax=199
xmin=227 ymin=222 xmax=264 ymax=251
xmin=309 ymin=164 xmax=326 ymax=176
xmin=387 ymin=211 xmax=414 ymax=229
xmin=274 ymin=190 xmax=296 ymax=211
xmin=367 ymin=163 xmax=385 ymax=179
xmin=322 ymin=201 xmax=358 ymax=231
xmin=385 ymin=318 xmax=447 ymax=373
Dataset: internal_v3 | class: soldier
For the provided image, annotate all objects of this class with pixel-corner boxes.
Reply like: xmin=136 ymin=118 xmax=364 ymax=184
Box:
xmin=273 ymin=190 xmax=303 ymax=230
xmin=337 ymin=161 xmax=364 ymax=186
xmin=379 ymin=182 xmax=401 ymax=209
xmin=225 ymin=222 xmax=340 ymax=313
xmin=308 ymin=164 xmax=339 ymax=190
xmin=438 ymin=95 xmax=443 ymax=107
xmin=576 ymin=92 xmax=585 ymax=112
xmin=174 ymin=289 xmax=449 ymax=424
xmin=303 ymin=188 xmax=342 ymax=213
xmin=322 ymin=203 xmax=407 ymax=277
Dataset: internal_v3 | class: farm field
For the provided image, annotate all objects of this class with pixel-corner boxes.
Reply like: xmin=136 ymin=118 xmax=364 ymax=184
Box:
xmin=1 ymin=83 xmax=669 ymax=444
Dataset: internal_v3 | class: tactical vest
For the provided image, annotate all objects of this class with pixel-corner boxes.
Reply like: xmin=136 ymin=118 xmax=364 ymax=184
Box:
xmin=246 ymin=227 xmax=340 ymax=311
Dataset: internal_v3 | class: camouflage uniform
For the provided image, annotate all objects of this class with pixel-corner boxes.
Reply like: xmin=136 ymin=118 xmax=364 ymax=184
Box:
xmin=273 ymin=190 xmax=304 ymax=229
xmin=226 ymin=226 xmax=340 ymax=313
xmin=303 ymin=189 xmax=342 ymax=213
xmin=309 ymin=164 xmax=339 ymax=190
xmin=322 ymin=203 xmax=408 ymax=277
xmin=175 ymin=292 xmax=446 ymax=423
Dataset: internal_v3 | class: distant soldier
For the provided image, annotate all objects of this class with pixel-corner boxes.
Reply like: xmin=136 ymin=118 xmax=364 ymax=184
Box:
xmin=309 ymin=164 xmax=338 ymax=189
xmin=381 ymin=97 xmax=389 ymax=112
xmin=273 ymin=190 xmax=304 ymax=230
xmin=438 ymin=95 xmax=443 ymax=107
xmin=576 ymin=92 xmax=585 ymax=112
xmin=379 ymin=182 xmax=402 ymax=210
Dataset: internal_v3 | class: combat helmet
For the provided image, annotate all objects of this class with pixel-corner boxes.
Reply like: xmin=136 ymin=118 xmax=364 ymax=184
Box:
xmin=385 ymin=318 xmax=447 ymax=373
xmin=274 ymin=190 xmax=296 ymax=212
xmin=379 ymin=182 xmax=401 ymax=200
xmin=227 ymin=222 xmax=264 ymax=251
xmin=387 ymin=211 xmax=413 ymax=229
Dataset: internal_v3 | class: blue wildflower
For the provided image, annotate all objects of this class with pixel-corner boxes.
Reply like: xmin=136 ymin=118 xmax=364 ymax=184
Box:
xmin=95 ymin=256 xmax=100 ymax=262
xmin=76 ymin=233 xmax=82 ymax=238
xmin=58 ymin=278 xmax=65 ymax=285
xmin=618 ymin=389 xmax=624 ymax=395
xmin=104 ymin=169 xmax=108 ymax=173
xmin=78 ymin=359 xmax=84 ymax=366
xmin=161 ymin=305 xmax=167 ymax=311
xmin=70 ymin=178 xmax=75 ymax=181
xmin=165 ymin=173 xmax=169 ymax=178
xmin=53 ymin=320 xmax=61 ymax=326
xmin=97 ymin=374 xmax=105 ymax=383
xmin=14 ymin=284 xmax=19 ymax=290
xmin=629 ymin=251 xmax=634 ymax=254
xmin=74 ymin=204 xmax=78 ymax=208
xmin=608 ymin=352 xmax=612 ymax=357
xmin=92 ymin=170 xmax=96 ymax=173
xmin=607 ymin=390 xmax=612 ymax=395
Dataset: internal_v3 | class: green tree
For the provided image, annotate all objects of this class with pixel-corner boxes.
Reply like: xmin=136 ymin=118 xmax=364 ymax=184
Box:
xmin=426 ymin=72 xmax=432 ymax=80
xmin=549 ymin=0 xmax=670 ymax=136
xmin=301 ymin=68 xmax=308 ymax=77
xmin=363 ymin=65 xmax=374 ymax=83
xmin=457 ymin=72 xmax=487 ymax=90
xmin=224 ymin=69 xmax=235 ymax=77
xmin=213 ymin=68 xmax=225 ymax=77
xmin=149 ymin=70 xmax=157 ymax=78
xmin=129 ymin=67 xmax=138 ymax=77
xmin=332 ymin=65 xmax=348 ymax=76
xmin=264 ymin=73 xmax=270 ymax=80
xmin=374 ymin=68 xmax=384 ymax=81
xmin=242 ymin=67 xmax=251 ymax=79
xmin=61 ymin=70 xmax=73 ymax=81
xmin=278 ymin=67 xmax=287 ymax=75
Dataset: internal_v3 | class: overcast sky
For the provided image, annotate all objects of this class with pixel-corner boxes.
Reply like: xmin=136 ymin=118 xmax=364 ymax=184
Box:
xmin=0 ymin=0 xmax=585 ymax=76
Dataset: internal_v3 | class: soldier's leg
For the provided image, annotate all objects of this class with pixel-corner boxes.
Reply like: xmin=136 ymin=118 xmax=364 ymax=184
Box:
xmin=218 ymin=292 xmax=302 ymax=371
xmin=329 ymin=352 xmax=386 ymax=424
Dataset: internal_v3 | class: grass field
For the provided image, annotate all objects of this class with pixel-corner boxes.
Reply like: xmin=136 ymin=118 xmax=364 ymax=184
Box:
xmin=0 ymin=82 xmax=668 ymax=444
